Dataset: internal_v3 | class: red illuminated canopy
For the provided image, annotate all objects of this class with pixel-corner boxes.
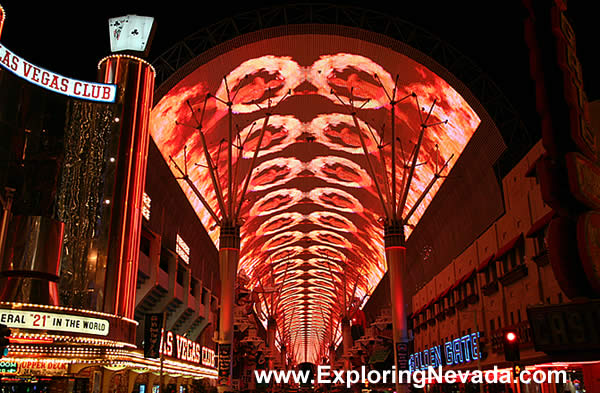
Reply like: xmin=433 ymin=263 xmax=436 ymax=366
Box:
xmin=149 ymin=27 xmax=481 ymax=364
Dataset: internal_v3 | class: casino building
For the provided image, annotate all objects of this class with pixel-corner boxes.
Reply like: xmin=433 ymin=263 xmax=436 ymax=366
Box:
xmin=1 ymin=2 xmax=599 ymax=393
xmin=0 ymin=5 xmax=219 ymax=393
xmin=404 ymin=137 xmax=600 ymax=392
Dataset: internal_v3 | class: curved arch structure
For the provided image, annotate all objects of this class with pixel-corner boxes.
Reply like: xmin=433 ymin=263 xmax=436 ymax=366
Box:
xmin=149 ymin=24 xmax=485 ymax=365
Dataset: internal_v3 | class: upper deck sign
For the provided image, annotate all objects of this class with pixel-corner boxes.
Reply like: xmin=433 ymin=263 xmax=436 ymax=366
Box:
xmin=0 ymin=43 xmax=116 ymax=103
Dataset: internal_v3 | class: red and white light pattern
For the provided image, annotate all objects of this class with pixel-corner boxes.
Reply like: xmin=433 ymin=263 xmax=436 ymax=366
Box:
xmin=150 ymin=34 xmax=480 ymax=364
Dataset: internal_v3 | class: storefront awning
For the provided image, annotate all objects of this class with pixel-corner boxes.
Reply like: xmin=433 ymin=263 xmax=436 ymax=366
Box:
xmin=494 ymin=233 xmax=523 ymax=261
xmin=526 ymin=210 xmax=555 ymax=237
xmin=455 ymin=268 xmax=476 ymax=287
xmin=476 ymin=254 xmax=495 ymax=272
xmin=525 ymin=153 xmax=547 ymax=177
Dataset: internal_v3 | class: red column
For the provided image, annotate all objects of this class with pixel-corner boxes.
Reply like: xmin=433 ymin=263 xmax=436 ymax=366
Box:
xmin=217 ymin=223 xmax=240 ymax=393
xmin=385 ymin=220 xmax=409 ymax=393
xmin=0 ymin=4 xmax=5 ymax=39
xmin=342 ymin=317 xmax=353 ymax=369
xmin=267 ymin=317 xmax=277 ymax=369
xmin=97 ymin=55 xmax=155 ymax=319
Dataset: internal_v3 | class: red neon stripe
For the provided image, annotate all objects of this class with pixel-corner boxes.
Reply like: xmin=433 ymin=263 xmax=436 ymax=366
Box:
xmin=385 ymin=246 xmax=407 ymax=250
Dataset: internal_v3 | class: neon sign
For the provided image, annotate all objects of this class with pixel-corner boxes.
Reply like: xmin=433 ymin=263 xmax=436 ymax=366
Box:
xmin=202 ymin=346 xmax=216 ymax=368
xmin=0 ymin=43 xmax=116 ymax=103
xmin=159 ymin=330 xmax=215 ymax=367
xmin=0 ymin=360 xmax=18 ymax=374
xmin=142 ymin=192 xmax=151 ymax=221
xmin=409 ymin=332 xmax=481 ymax=372
xmin=176 ymin=234 xmax=190 ymax=264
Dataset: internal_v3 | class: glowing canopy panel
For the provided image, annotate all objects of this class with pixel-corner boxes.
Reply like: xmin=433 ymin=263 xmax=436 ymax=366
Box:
xmin=150 ymin=31 xmax=480 ymax=364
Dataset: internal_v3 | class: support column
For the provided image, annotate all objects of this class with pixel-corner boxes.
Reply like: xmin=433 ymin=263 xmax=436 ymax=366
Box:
xmin=329 ymin=344 xmax=335 ymax=368
xmin=147 ymin=373 xmax=158 ymax=392
xmin=280 ymin=344 xmax=287 ymax=370
xmin=385 ymin=220 xmax=408 ymax=393
xmin=267 ymin=317 xmax=276 ymax=369
xmin=101 ymin=370 xmax=116 ymax=393
xmin=342 ymin=317 xmax=352 ymax=369
xmin=127 ymin=370 xmax=138 ymax=393
xmin=97 ymin=55 xmax=155 ymax=319
xmin=217 ymin=223 xmax=240 ymax=393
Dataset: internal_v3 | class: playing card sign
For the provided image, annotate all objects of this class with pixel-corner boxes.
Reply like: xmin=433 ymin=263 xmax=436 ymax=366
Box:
xmin=108 ymin=15 xmax=155 ymax=54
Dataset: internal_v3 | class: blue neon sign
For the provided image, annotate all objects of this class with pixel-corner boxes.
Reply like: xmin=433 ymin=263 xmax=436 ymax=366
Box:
xmin=409 ymin=332 xmax=480 ymax=372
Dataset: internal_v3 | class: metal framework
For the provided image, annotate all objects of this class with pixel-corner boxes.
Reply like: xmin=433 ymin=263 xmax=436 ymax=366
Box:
xmin=151 ymin=4 xmax=535 ymax=178
xmin=332 ymin=84 xmax=452 ymax=391
xmin=171 ymin=82 xmax=289 ymax=392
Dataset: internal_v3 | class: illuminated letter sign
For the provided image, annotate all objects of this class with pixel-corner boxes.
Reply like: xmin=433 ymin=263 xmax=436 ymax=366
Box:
xmin=202 ymin=346 xmax=216 ymax=368
xmin=159 ymin=329 xmax=213 ymax=366
xmin=176 ymin=234 xmax=190 ymax=264
xmin=17 ymin=359 xmax=69 ymax=376
xmin=218 ymin=344 xmax=232 ymax=386
xmin=409 ymin=332 xmax=481 ymax=372
xmin=142 ymin=192 xmax=151 ymax=221
xmin=0 ymin=44 xmax=116 ymax=103
xmin=144 ymin=313 xmax=163 ymax=359
xmin=0 ymin=361 xmax=18 ymax=374
xmin=0 ymin=309 xmax=109 ymax=336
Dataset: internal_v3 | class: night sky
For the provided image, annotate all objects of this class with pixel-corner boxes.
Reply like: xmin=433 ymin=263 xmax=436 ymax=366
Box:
xmin=1 ymin=1 xmax=598 ymax=138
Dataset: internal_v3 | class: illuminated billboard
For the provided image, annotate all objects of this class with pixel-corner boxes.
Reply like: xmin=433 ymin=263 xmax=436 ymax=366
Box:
xmin=150 ymin=30 xmax=480 ymax=363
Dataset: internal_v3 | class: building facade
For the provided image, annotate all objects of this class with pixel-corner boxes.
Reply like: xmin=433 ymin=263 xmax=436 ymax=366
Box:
xmin=408 ymin=138 xmax=600 ymax=393
xmin=0 ymin=9 xmax=219 ymax=391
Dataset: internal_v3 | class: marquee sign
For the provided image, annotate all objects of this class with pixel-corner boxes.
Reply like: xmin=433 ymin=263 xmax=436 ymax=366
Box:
xmin=159 ymin=330 xmax=215 ymax=368
xmin=0 ymin=43 xmax=116 ymax=103
xmin=0 ymin=309 xmax=109 ymax=336
xmin=16 ymin=359 xmax=69 ymax=376
xmin=409 ymin=332 xmax=481 ymax=372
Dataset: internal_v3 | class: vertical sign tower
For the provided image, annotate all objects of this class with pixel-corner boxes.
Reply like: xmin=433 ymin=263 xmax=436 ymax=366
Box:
xmin=97 ymin=16 xmax=156 ymax=319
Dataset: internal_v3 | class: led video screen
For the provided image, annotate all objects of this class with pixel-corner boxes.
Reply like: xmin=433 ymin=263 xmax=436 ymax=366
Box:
xmin=150 ymin=32 xmax=480 ymax=363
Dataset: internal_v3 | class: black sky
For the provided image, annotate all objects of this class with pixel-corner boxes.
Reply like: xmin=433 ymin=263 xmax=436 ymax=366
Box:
xmin=1 ymin=1 xmax=598 ymax=137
